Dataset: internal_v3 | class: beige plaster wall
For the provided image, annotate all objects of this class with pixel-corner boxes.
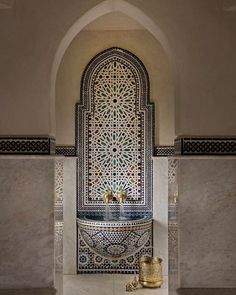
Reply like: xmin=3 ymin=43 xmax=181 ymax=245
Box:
xmin=56 ymin=29 xmax=174 ymax=146
xmin=0 ymin=0 xmax=235 ymax=138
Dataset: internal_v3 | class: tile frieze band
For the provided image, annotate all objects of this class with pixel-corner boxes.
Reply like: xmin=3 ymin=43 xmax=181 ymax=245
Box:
xmin=175 ymin=137 xmax=236 ymax=155
xmin=0 ymin=136 xmax=55 ymax=154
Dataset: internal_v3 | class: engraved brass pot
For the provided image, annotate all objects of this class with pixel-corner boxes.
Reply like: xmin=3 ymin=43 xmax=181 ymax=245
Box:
xmin=139 ymin=256 xmax=163 ymax=288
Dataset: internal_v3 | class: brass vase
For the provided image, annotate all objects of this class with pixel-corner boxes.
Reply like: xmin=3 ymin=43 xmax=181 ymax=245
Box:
xmin=139 ymin=256 xmax=163 ymax=288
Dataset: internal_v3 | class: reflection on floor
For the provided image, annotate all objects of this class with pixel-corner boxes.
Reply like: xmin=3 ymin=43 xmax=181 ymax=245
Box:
xmin=63 ymin=274 xmax=168 ymax=295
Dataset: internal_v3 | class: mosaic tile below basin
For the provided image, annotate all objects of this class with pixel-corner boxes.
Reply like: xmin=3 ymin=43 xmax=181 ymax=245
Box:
xmin=77 ymin=231 xmax=152 ymax=273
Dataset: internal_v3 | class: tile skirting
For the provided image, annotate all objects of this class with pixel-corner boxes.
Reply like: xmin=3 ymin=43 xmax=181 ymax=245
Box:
xmin=0 ymin=136 xmax=55 ymax=155
xmin=175 ymin=137 xmax=236 ymax=155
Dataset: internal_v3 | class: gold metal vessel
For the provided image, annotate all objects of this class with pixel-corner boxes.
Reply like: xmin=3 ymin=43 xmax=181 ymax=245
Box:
xmin=139 ymin=256 xmax=163 ymax=288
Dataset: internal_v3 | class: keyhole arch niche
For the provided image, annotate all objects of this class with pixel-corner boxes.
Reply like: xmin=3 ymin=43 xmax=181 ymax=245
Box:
xmin=76 ymin=47 xmax=154 ymax=216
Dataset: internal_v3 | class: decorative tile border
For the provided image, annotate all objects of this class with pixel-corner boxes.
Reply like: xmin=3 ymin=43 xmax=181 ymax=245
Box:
xmin=168 ymin=158 xmax=178 ymax=184
xmin=168 ymin=159 xmax=178 ymax=275
xmin=56 ymin=145 xmax=76 ymax=157
xmin=175 ymin=137 xmax=236 ymax=155
xmin=168 ymin=222 xmax=178 ymax=275
xmin=55 ymin=221 xmax=63 ymax=272
xmin=55 ymin=159 xmax=64 ymax=221
xmin=78 ymin=211 xmax=152 ymax=220
xmin=154 ymin=146 xmax=174 ymax=156
xmin=55 ymin=160 xmax=63 ymax=272
xmin=0 ymin=136 xmax=55 ymax=154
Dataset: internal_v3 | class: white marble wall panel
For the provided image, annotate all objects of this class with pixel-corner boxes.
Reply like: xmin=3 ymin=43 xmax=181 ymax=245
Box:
xmin=178 ymin=158 xmax=236 ymax=288
xmin=153 ymin=158 xmax=168 ymax=276
xmin=63 ymin=158 xmax=77 ymax=274
xmin=0 ymin=156 xmax=55 ymax=289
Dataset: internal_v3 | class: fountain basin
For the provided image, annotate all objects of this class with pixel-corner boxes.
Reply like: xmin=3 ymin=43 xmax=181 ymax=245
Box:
xmin=77 ymin=217 xmax=152 ymax=259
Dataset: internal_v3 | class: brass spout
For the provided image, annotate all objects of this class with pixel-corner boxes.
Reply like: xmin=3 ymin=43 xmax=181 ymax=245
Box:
xmin=103 ymin=190 xmax=113 ymax=204
xmin=116 ymin=190 xmax=127 ymax=203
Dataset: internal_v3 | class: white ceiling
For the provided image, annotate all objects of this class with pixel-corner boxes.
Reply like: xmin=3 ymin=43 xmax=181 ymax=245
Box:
xmin=83 ymin=12 xmax=145 ymax=31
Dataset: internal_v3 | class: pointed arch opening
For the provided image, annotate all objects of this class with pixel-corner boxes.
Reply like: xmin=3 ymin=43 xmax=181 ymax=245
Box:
xmin=51 ymin=0 xmax=175 ymax=136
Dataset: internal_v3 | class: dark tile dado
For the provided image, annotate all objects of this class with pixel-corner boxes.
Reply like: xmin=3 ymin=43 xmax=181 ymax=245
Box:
xmin=175 ymin=137 xmax=236 ymax=155
xmin=0 ymin=137 xmax=55 ymax=155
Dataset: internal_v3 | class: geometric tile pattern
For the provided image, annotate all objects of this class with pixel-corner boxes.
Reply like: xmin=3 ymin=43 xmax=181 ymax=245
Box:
xmin=168 ymin=222 xmax=178 ymax=275
xmin=76 ymin=47 xmax=154 ymax=273
xmin=77 ymin=229 xmax=152 ymax=273
xmin=78 ymin=217 xmax=152 ymax=259
xmin=55 ymin=159 xmax=64 ymax=221
xmin=55 ymin=221 xmax=63 ymax=272
xmin=168 ymin=159 xmax=178 ymax=275
xmin=56 ymin=145 xmax=76 ymax=157
xmin=168 ymin=158 xmax=178 ymax=184
xmin=154 ymin=146 xmax=175 ymax=156
xmin=0 ymin=136 xmax=55 ymax=154
xmin=175 ymin=137 xmax=236 ymax=155
xmin=54 ymin=161 xmax=64 ymax=272
xmin=76 ymin=47 xmax=154 ymax=213
xmin=87 ymin=61 xmax=143 ymax=203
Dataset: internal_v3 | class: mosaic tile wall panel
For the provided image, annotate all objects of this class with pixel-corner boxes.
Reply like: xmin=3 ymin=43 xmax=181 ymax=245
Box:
xmin=76 ymin=47 xmax=154 ymax=213
xmin=175 ymin=137 xmax=236 ymax=155
xmin=0 ymin=136 xmax=55 ymax=154
xmin=168 ymin=158 xmax=178 ymax=275
xmin=77 ymin=231 xmax=152 ymax=273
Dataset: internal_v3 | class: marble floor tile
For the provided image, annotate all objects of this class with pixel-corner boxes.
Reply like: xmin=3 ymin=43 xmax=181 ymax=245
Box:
xmin=63 ymin=274 xmax=168 ymax=295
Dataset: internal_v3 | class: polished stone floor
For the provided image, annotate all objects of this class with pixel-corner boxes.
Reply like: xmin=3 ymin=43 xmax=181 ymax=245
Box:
xmin=63 ymin=274 xmax=168 ymax=295
xmin=0 ymin=274 xmax=235 ymax=295
xmin=63 ymin=274 xmax=236 ymax=295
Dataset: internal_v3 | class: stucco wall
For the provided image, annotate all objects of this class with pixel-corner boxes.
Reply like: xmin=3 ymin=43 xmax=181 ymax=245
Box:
xmin=0 ymin=0 xmax=235 ymax=139
xmin=56 ymin=30 xmax=174 ymax=146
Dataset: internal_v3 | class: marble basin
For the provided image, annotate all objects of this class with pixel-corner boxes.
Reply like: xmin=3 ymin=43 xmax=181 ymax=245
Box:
xmin=77 ymin=216 xmax=152 ymax=259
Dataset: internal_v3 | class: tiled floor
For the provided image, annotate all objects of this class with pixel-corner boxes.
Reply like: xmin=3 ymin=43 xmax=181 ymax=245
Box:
xmin=63 ymin=274 xmax=168 ymax=295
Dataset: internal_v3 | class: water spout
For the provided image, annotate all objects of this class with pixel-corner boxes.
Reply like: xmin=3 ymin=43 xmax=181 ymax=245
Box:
xmin=116 ymin=190 xmax=128 ymax=220
xmin=103 ymin=189 xmax=113 ymax=220
xmin=119 ymin=202 xmax=127 ymax=220
xmin=105 ymin=203 xmax=112 ymax=220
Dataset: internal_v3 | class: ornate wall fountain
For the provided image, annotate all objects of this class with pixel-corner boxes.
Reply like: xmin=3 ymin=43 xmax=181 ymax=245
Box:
xmin=76 ymin=47 xmax=154 ymax=273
